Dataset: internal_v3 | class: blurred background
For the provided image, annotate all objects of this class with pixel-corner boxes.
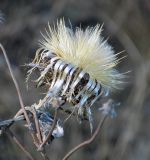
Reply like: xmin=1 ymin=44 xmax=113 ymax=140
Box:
xmin=0 ymin=0 xmax=150 ymax=160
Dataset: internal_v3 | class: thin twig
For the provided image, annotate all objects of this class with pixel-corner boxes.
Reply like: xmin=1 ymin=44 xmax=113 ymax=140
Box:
xmin=13 ymin=108 xmax=41 ymax=147
xmin=0 ymin=44 xmax=31 ymax=128
xmin=32 ymin=107 xmax=42 ymax=144
xmin=6 ymin=129 xmax=35 ymax=160
xmin=32 ymin=108 xmax=50 ymax=160
xmin=38 ymin=108 xmax=58 ymax=151
xmin=40 ymin=149 xmax=50 ymax=160
xmin=0 ymin=115 xmax=25 ymax=128
xmin=0 ymin=44 xmax=41 ymax=150
xmin=0 ymin=110 xmax=49 ymax=160
xmin=62 ymin=115 xmax=107 ymax=160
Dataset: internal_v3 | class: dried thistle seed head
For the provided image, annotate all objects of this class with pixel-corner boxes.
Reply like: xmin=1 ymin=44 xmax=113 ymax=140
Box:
xmin=27 ymin=19 xmax=126 ymax=127
xmin=39 ymin=19 xmax=126 ymax=90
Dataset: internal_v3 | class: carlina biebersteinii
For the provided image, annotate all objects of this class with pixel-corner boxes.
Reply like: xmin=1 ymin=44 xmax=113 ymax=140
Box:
xmin=27 ymin=19 xmax=127 ymax=131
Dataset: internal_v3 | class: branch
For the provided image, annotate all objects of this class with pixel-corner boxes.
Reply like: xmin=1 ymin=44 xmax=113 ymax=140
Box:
xmin=40 ymin=149 xmax=50 ymax=160
xmin=0 ymin=115 xmax=25 ymax=128
xmin=0 ymin=44 xmax=41 ymax=150
xmin=62 ymin=115 xmax=107 ymax=160
xmin=6 ymin=129 xmax=35 ymax=160
xmin=0 ymin=108 xmax=50 ymax=160
xmin=32 ymin=107 xmax=42 ymax=144
xmin=0 ymin=44 xmax=32 ymax=127
xmin=32 ymin=108 xmax=50 ymax=160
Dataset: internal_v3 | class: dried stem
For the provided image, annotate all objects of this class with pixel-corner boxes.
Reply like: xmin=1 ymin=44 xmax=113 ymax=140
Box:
xmin=62 ymin=115 xmax=107 ymax=160
xmin=40 ymin=149 xmax=50 ymax=160
xmin=0 ymin=44 xmax=31 ymax=128
xmin=0 ymin=115 xmax=25 ymax=127
xmin=0 ymin=110 xmax=50 ymax=160
xmin=32 ymin=107 xmax=42 ymax=144
xmin=0 ymin=44 xmax=41 ymax=152
xmin=6 ymin=129 xmax=35 ymax=160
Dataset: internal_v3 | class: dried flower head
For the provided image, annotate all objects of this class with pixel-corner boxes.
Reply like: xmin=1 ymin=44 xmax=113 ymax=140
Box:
xmin=27 ymin=19 xmax=126 ymax=128
xmin=40 ymin=20 xmax=125 ymax=90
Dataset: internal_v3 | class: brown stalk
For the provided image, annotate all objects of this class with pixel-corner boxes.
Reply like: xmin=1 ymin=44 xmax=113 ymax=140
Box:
xmin=0 ymin=111 xmax=50 ymax=160
xmin=32 ymin=108 xmax=50 ymax=160
xmin=0 ymin=44 xmax=31 ymax=126
xmin=40 ymin=149 xmax=50 ymax=160
xmin=32 ymin=107 xmax=42 ymax=144
xmin=0 ymin=44 xmax=40 ymax=150
xmin=6 ymin=129 xmax=35 ymax=160
xmin=62 ymin=115 xmax=107 ymax=160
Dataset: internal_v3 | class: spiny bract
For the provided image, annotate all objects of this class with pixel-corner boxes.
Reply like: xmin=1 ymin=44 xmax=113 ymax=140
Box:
xmin=40 ymin=19 xmax=125 ymax=90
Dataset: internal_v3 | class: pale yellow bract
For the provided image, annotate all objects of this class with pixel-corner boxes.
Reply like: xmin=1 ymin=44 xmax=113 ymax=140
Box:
xmin=40 ymin=19 xmax=125 ymax=90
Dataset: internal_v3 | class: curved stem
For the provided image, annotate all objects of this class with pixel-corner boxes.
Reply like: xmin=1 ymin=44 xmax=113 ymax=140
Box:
xmin=62 ymin=115 xmax=107 ymax=160
xmin=6 ymin=129 xmax=35 ymax=160
xmin=0 ymin=44 xmax=31 ymax=127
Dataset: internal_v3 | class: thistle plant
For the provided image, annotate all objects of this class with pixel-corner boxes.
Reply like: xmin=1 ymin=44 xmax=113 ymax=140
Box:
xmin=0 ymin=19 xmax=126 ymax=160
xmin=27 ymin=19 xmax=125 ymax=130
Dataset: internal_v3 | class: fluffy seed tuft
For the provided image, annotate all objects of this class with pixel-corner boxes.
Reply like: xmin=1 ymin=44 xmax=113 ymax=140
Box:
xmin=40 ymin=19 xmax=125 ymax=90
